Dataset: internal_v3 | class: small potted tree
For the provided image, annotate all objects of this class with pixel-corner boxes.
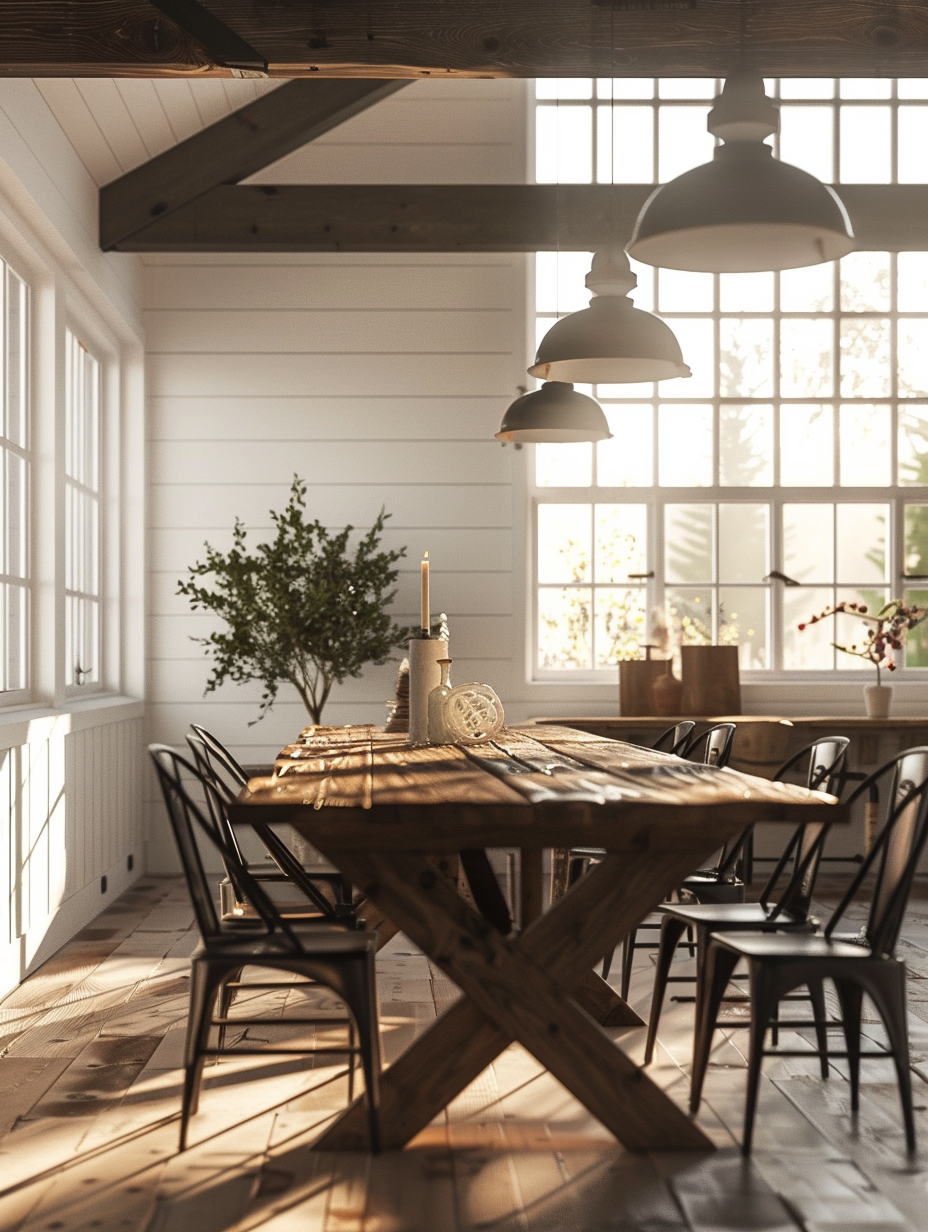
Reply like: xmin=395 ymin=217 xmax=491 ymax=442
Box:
xmin=178 ymin=477 xmax=412 ymax=725
xmin=799 ymin=598 xmax=928 ymax=717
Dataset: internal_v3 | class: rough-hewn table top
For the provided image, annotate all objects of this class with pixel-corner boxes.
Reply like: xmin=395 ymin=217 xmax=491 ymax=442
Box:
xmin=229 ymin=723 xmax=845 ymax=851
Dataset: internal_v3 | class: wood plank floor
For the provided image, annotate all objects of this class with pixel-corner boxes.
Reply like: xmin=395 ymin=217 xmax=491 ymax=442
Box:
xmin=0 ymin=876 xmax=926 ymax=1231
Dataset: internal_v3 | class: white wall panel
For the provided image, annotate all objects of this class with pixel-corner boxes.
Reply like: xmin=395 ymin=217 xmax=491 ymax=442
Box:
xmin=0 ymin=708 xmax=144 ymax=998
xmin=150 ymin=481 xmax=512 ymax=530
xmin=145 ymin=310 xmax=514 ymax=354
xmin=149 ymin=396 xmax=505 ymax=442
xmin=145 ymin=80 xmax=531 ymax=870
xmin=147 ymin=352 xmax=515 ymax=399
xmin=150 ymin=438 xmax=510 ymax=485
xmin=144 ymin=260 xmax=518 ymax=312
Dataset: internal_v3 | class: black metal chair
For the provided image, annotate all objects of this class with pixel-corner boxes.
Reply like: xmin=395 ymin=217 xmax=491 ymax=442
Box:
xmin=188 ymin=724 xmax=353 ymax=922
xmin=651 ymin=720 xmax=698 ymax=755
xmin=565 ymin=720 xmax=697 ymax=909
xmin=691 ymin=745 xmax=928 ymax=1154
xmin=643 ymin=736 xmax=851 ymax=1064
xmin=615 ymin=722 xmax=740 ymax=994
xmin=150 ymin=743 xmax=382 ymax=1152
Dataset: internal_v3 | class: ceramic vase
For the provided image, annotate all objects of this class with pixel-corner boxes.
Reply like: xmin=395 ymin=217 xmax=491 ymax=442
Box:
xmin=408 ymin=636 xmax=449 ymax=744
xmin=864 ymin=683 xmax=893 ymax=718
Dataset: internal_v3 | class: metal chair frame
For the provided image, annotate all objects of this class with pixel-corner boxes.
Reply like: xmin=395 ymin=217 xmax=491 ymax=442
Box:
xmin=692 ymin=745 xmax=928 ymax=1154
xmin=642 ymin=736 xmax=851 ymax=1065
xmin=150 ymin=743 xmax=382 ymax=1152
xmin=614 ymin=723 xmax=741 ymax=993
xmin=188 ymin=725 xmax=353 ymax=920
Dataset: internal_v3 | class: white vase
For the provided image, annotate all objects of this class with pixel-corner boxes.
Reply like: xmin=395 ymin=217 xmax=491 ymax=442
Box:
xmin=864 ymin=683 xmax=893 ymax=718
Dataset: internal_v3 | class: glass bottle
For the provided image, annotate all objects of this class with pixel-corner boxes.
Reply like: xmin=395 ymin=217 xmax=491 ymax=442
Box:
xmin=428 ymin=658 xmax=453 ymax=744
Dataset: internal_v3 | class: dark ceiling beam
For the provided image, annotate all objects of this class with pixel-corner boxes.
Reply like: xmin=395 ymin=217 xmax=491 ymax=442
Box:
xmin=147 ymin=0 xmax=266 ymax=74
xmin=106 ymin=183 xmax=928 ymax=253
xmin=99 ymin=78 xmax=409 ymax=250
xmin=5 ymin=1 xmax=928 ymax=77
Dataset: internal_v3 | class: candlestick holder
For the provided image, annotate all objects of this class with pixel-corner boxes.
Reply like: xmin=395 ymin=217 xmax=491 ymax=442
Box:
xmin=408 ymin=634 xmax=449 ymax=744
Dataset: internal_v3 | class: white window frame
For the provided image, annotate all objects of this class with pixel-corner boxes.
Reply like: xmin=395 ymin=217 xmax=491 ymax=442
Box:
xmin=0 ymin=262 xmax=30 ymax=706
xmin=64 ymin=329 xmax=103 ymax=696
xmin=530 ymin=78 xmax=928 ymax=687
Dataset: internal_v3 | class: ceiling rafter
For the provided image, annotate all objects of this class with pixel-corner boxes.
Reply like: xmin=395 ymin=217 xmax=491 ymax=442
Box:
xmin=104 ymin=182 xmax=928 ymax=253
xmin=99 ymin=78 xmax=409 ymax=250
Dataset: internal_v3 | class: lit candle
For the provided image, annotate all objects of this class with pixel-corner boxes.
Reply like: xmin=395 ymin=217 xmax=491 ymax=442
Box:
xmin=420 ymin=552 xmax=430 ymax=634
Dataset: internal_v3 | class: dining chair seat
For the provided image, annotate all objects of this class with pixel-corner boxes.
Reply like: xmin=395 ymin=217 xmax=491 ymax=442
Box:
xmin=656 ymin=900 xmax=810 ymax=930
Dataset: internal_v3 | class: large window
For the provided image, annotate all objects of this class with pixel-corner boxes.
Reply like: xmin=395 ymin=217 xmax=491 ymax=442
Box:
xmin=65 ymin=331 xmax=101 ymax=690
xmin=533 ymin=79 xmax=928 ymax=678
xmin=0 ymin=265 xmax=28 ymax=698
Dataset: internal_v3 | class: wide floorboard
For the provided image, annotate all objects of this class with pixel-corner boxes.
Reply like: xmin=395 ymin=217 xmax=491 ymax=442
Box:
xmin=0 ymin=876 xmax=926 ymax=1231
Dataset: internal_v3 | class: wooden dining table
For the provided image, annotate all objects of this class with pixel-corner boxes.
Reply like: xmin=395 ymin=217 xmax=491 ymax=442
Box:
xmin=228 ymin=723 xmax=845 ymax=1153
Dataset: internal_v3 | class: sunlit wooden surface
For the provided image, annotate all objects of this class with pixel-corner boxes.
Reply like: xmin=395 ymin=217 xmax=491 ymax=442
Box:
xmin=230 ymin=724 xmax=843 ymax=1154
xmin=0 ymin=875 xmax=927 ymax=1230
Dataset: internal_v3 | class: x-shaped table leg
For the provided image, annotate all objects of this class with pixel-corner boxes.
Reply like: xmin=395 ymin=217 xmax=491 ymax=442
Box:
xmin=311 ymin=826 xmax=734 ymax=1152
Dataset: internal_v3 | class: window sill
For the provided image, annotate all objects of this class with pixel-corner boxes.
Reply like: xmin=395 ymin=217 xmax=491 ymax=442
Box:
xmin=0 ymin=695 xmax=143 ymax=747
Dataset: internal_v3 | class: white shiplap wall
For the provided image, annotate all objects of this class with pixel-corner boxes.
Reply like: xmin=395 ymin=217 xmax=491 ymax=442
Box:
xmin=145 ymin=79 xmax=530 ymax=868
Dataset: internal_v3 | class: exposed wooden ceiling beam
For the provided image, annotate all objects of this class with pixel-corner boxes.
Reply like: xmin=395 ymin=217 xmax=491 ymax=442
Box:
xmin=107 ymin=183 xmax=928 ymax=252
xmin=6 ymin=1 xmax=928 ymax=78
xmin=147 ymin=0 xmax=267 ymax=74
xmin=99 ymin=78 xmax=409 ymax=250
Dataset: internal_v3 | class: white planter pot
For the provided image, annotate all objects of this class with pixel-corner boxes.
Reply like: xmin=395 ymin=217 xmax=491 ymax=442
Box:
xmin=864 ymin=683 xmax=893 ymax=718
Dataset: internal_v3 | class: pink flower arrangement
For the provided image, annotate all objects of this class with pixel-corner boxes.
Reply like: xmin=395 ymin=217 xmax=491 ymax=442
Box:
xmin=799 ymin=598 xmax=928 ymax=685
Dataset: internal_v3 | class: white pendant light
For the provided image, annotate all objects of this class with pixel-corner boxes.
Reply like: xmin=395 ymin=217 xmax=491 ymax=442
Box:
xmin=528 ymin=248 xmax=691 ymax=384
xmin=627 ymin=70 xmax=855 ymax=274
xmin=495 ymin=381 xmax=612 ymax=444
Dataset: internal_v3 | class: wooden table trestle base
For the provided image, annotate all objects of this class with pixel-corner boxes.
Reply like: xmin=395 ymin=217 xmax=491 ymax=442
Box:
xmin=230 ymin=724 xmax=844 ymax=1153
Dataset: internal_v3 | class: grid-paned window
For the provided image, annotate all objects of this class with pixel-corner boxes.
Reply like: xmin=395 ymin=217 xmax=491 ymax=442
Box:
xmin=65 ymin=331 xmax=101 ymax=689
xmin=533 ymin=80 xmax=928 ymax=677
xmin=0 ymin=266 xmax=29 ymax=697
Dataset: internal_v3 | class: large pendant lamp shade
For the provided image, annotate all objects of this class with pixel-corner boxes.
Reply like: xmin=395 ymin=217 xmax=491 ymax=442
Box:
xmin=627 ymin=71 xmax=855 ymax=274
xmin=495 ymin=381 xmax=612 ymax=444
xmin=528 ymin=248 xmax=691 ymax=385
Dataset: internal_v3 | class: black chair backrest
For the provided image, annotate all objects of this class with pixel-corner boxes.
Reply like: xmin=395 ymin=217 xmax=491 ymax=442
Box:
xmin=825 ymin=746 xmax=928 ymax=955
xmin=682 ymin=723 xmax=737 ymax=769
xmin=652 ymin=721 xmax=696 ymax=756
xmin=149 ymin=744 xmax=302 ymax=951
xmin=186 ymin=731 xmax=248 ymax=866
xmin=190 ymin=724 xmax=249 ymax=791
xmin=762 ymin=736 xmax=851 ymax=920
xmin=186 ymin=732 xmax=339 ymax=919
xmin=679 ymin=724 xmax=740 ymax=878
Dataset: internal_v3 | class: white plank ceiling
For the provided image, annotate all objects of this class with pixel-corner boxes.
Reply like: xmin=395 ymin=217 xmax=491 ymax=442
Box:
xmin=33 ymin=77 xmax=282 ymax=186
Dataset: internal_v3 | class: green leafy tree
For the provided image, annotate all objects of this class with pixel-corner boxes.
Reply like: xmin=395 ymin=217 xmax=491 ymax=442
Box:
xmin=178 ymin=477 xmax=412 ymax=724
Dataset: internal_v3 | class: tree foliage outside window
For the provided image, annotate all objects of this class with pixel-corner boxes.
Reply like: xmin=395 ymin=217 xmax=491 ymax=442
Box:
xmin=178 ymin=477 xmax=412 ymax=724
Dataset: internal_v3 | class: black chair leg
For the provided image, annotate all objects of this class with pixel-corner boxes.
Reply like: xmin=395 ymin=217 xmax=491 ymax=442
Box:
xmin=808 ymin=979 xmax=830 ymax=1080
xmin=181 ymin=960 xmax=226 ymax=1150
xmin=743 ymin=964 xmax=782 ymax=1156
xmin=834 ymin=977 xmax=864 ymax=1111
xmin=619 ymin=927 xmax=637 ymax=1000
xmin=602 ymin=946 xmax=614 ymax=982
xmin=690 ymin=941 xmax=741 ymax=1114
xmin=685 ymin=925 xmax=696 ymax=958
xmin=348 ymin=1017 xmax=357 ymax=1103
xmin=322 ymin=955 xmax=382 ymax=1153
xmin=644 ymin=915 xmax=689 ymax=1065
xmin=864 ymin=965 xmax=916 ymax=1154
xmin=217 ymin=966 xmax=244 ymax=1052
